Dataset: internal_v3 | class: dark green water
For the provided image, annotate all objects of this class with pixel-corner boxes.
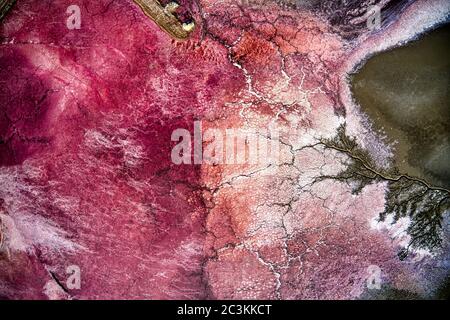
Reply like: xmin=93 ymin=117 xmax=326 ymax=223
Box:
xmin=352 ymin=24 xmax=450 ymax=189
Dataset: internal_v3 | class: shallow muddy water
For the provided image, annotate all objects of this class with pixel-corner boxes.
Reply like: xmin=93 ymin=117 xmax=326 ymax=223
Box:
xmin=352 ymin=24 xmax=450 ymax=189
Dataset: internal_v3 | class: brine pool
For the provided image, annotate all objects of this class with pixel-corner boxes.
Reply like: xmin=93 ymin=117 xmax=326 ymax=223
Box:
xmin=351 ymin=24 xmax=450 ymax=189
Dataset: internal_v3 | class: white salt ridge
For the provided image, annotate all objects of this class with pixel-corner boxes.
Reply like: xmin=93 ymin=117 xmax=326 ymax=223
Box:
xmin=340 ymin=0 xmax=450 ymax=169
xmin=341 ymin=0 xmax=449 ymax=258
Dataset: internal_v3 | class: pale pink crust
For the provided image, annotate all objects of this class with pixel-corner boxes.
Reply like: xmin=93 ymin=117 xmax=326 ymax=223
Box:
xmin=201 ymin=0 xmax=449 ymax=299
xmin=207 ymin=246 xmax=279 ymax=300
xmin=0 ymin=0 xmax=448 ymax=299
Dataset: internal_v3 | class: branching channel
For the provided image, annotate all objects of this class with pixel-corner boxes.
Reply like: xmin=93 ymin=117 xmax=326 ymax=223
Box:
xmin=317 ymin=124 xmax=450 ymax=259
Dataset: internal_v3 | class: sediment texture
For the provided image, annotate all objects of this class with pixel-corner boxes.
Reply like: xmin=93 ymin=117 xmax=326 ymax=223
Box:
xmin=0 ymin=0 xmax=449 ymax=299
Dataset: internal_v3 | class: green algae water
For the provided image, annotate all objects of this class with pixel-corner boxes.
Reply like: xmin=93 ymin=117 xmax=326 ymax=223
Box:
xmin=352 ymin=24 xmax=450 ymax=189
